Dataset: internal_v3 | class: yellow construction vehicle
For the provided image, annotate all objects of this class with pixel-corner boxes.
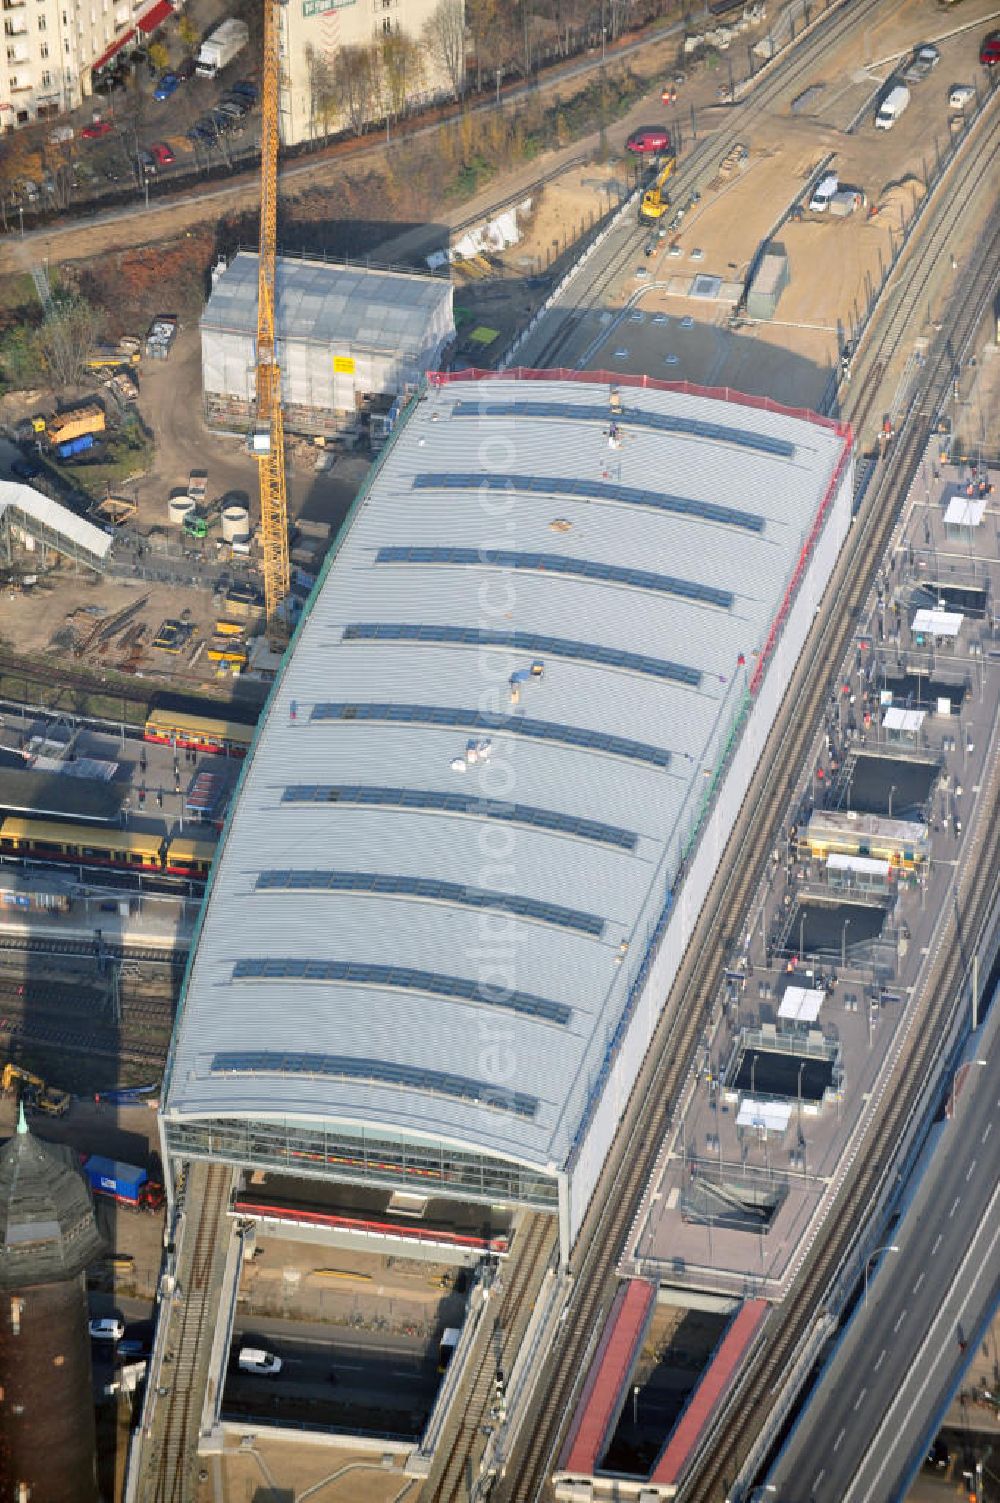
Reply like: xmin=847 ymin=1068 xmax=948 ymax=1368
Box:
xmin=1 ymin=1062 xmax=71 ymax=1116
xmin=638 ymin=155 xmax=677 ymax=224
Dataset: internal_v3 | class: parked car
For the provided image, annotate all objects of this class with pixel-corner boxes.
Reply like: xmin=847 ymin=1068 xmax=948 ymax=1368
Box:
xmin=808 ymin=172 xmax=839 ymax=212
xmin=237 ymin=1347 xmax=282 ymax=1377
xmin=979 ymin=30 xmax=1000 ymax=66
xmin=220 ymin=93 xmax=252 ymax=116
xmin=116 ymin=1338 xmax=150 ymax=1359
xmin=153 ymin=71 xmax=180 ymax=101
xmin=903 ymin=43 xmax=940 ymax=82
xmin=625 ymin=125 xmax=670 ymax=154
xmin=948 ymin=84 xmax=976 ymax=109
xmin=150 ymin=141 xmax=175 ymax=165
xmin=10 ymin=456 xmax=42 ymax=481
xmin=89 ymin=1317 xmax=125 ymax=1342
xmin=229 ymin=79 xmax=258 ymax=102
xmin=137 ymin=149 xmax=156 ymax=173
xmin=47 ymin=124 xmax=74 ymax=144
xmin=81 ymin=121 xmax=113 ymax=139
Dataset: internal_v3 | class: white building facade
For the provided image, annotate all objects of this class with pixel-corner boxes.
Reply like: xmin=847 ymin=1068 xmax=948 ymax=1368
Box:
xmin=0 ymin=0 xmax=172 ymax=130
xmin=279 ymin=0 xmax=461 ymax=146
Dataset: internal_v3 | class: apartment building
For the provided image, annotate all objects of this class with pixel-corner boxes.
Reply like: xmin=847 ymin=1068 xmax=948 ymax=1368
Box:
xmin=280 ymin=0 xmax=462 ymax=146
xmin=0 ymin=0 xmax=172 ymax=130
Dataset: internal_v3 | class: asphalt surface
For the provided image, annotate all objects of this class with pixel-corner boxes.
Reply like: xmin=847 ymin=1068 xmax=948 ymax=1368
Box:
xmin=765 ymin=1016 xmax=1000 ymax=1503
xmin=223 ymin=1315 xmax=440 ymax=1421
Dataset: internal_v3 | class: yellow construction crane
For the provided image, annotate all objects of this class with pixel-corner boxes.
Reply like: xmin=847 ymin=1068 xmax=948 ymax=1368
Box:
xmin=253 ymin=0 xmax=291 ymax=649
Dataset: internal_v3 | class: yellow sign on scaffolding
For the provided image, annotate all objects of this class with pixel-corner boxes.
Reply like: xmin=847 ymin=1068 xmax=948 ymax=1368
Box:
xmin=333 ymin=355 xmax=356 ymax=376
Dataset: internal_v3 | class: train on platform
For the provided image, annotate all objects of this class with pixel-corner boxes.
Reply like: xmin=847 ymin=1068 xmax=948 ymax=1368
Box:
xmin=143 ymin=707 xmax=254 ymax=758
xmin=0 ymin=816 xmax=218 ymax=881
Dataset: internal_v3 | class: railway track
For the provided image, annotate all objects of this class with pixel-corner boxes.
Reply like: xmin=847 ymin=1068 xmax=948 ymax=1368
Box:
xmin=425 ymin=1212 xmax=558 ymax=1503
xmin=846 ymin=101 xmax=1000 ymax=445
xmin=149 ymin=1162 xmax=229 ymax=1503
xmin=530 ymin=0 xmax=886 ymax=370
xmin=498 ymin=69 xmax=1000 ymax=1503
xmin=0 ymin=932 xmax=185 ymax=966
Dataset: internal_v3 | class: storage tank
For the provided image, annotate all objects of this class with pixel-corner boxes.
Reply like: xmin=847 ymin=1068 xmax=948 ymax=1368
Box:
xmin=221 ymin=504 xmax=250 ymax=543
xmin=168 ymin=494 xmax=195 ymax=526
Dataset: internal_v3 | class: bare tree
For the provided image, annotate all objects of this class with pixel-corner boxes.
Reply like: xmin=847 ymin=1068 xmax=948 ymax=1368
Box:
xmin=305 ymin=44 xmax=338 ymax=139
xmin=381 ymin=31 xmax=424 ymax=120
xmin=34 ymin=294 xmax=102 ymax=388
xmin=422 ymin=0 xmax=466 ymax=99
xmin=332 ymin=44 xmax=376 ymax=135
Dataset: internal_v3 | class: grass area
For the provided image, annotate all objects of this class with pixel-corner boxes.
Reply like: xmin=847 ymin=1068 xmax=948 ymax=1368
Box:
xmin=46 ymin=423 xmax=154 ymax=502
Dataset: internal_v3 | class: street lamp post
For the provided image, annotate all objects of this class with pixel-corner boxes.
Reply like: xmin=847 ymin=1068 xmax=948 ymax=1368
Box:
xmin=864 ymin=1243 xmax=899 ymax=1304
xmin=841 ymin=917 xmax=851 ymax=971
xmin=888 ymin=784 xmax=896 ymax=818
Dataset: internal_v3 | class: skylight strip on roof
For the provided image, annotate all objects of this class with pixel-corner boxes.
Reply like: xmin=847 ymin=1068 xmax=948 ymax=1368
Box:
xmin=255 ymin=870 xmax=605 ymax=935
xmin=342 ymin=623 xmax=702 ymax=687
xmin=210 ymin=1051 xmax=538 ymax=1119
xmin=308 ymin=704 xmax=672 ymax=768
xmin=412 ymin=472 xmax=764 ymax=533
xmin=280 ymin=785 xmax=638 ymax=851
xmin=231 ymin=958 xmax=572 ymax=1024
xmin=448 ymin=400 xmax=796 ymax=458
xmin=375 ymin=548 xmax=732 ymax=611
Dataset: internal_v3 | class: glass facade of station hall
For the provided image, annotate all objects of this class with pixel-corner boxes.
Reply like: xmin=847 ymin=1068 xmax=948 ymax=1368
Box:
xmin=163 ymin=1116 xmax=560 ymax=1212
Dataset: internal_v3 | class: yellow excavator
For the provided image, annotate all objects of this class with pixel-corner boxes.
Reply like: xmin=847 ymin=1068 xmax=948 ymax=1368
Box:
xmin=639 ymin=154 xmax=677 ymax=224
xmin=1 ymin=1062 xmax=71 ymax=1116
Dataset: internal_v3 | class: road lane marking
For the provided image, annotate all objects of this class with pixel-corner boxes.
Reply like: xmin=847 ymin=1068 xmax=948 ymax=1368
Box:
xmin=966 ymin=1159 xmax=977 ymax=1181
xmin=814 ymin=1470 xmax=826 ymax=1490
xmin=950 ymin=1197 xmax=961 ymax=1217
xmin=834 ymin=1428 xmax=845 ymax=1451
xmin=913 ymin=1273 xmax=925 ymax=1293
xmin=983 ymin=1123 xmax=992 ymax=1144
xmin=894 ymin=1310 xmax=907 ymax=1333
xmin=874 ymin=1349 xmax=886 ymax=1372
xmin=932 ymin=1234 xmax=942 ymax=1255
xmin=854 ymin=1386 xmax=867 ymax=1411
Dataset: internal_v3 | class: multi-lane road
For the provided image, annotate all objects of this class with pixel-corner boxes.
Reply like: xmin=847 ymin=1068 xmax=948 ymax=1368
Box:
xmin=764 ymin=1014 xmax=1000 ymax=1503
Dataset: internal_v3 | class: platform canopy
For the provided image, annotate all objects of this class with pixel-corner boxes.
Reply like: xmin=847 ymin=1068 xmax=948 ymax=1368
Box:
xmin=912 ymin=608 xmax=962 ymax=638
xmin=778 ymin=985 xmax=824 ymax=1023
xmin=943 ymin=495 xmax=985 ymax=529
xmin=736 ymin=1098 xmax=792 ymax=1133
xmin=883 ymin=706 xmax=925 ymax=732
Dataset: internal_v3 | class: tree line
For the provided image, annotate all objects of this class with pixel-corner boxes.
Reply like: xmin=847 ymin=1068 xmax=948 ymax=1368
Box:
xmin=306 ymin=0 xmax=682 ymax=136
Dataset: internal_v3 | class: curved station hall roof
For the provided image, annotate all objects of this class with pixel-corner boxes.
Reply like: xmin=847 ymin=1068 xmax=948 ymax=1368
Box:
xmin=163 ymin=372 xmax=850 ymax=1181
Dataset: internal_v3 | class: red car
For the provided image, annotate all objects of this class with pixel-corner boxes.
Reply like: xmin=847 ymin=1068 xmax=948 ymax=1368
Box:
xmin=81 ymin=120 xmax=113 ymax=139
xmin=150 ymin=141 xmax=175 ymax=165
xmin=980 ymin=30 xmax=1000 ymax=66
xmin=626 ymin=125 xmax=671 ymax=154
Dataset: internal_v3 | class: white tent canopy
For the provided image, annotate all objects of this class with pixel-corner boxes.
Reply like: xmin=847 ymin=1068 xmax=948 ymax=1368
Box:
xmin=912 ymin=608 xmax=962 ymax=638
xmin=778 ymin=985 xmax=824 ymax=1022
xmin=736 ymin=1098 xmax=792 ymax=1133
xmin=883 ymin=706 xmax=925 ymax=733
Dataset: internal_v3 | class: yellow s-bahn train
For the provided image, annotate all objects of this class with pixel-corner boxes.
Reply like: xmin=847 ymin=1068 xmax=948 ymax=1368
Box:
xmin=143 ymin=708 xmax=254 ymax=759
xmin=0 ymin=817 xmax=218 ymax=881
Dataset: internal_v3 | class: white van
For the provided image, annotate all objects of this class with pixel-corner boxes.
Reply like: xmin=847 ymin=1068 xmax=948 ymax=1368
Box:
xmin=875 ymin=84 xmax=911 ymax=130
xmin=237 ymin=1347 xmax=282 ymax=1377
xmin=808 ymin=172 xmax=839 ymax=212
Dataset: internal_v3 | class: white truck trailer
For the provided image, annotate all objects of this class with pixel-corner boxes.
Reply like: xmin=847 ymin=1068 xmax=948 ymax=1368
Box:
xmin=195 ymin=18 xmax=249 ymax=79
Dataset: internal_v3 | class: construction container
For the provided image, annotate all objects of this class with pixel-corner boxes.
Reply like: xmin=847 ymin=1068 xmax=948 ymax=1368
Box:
xmin=167 ymin=495 xmax=195 ymax=526
xmin=746 ymin=246 xmax=790 ymax=321
xmin=221 ymin=504 xmax=250 ymax=542
xmin=47 ymin=405 xmax=105 ymax=445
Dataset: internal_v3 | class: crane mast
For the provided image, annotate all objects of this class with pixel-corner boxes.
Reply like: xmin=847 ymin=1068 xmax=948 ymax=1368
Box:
xmin=254 ymin=0 xmax=290 ymax=648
